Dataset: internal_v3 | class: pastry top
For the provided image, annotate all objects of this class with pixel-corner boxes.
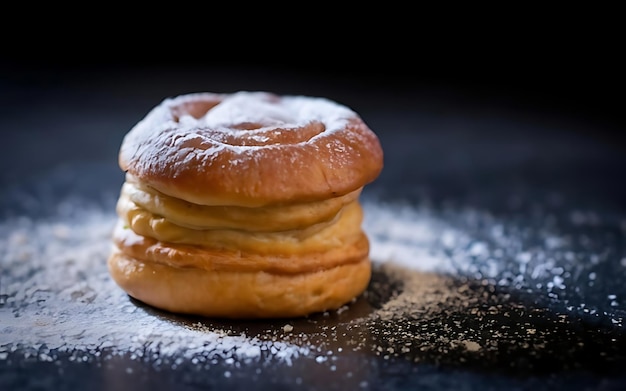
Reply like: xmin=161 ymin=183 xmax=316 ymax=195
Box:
xmin=119 ymin=91 xmax=384 ymax=207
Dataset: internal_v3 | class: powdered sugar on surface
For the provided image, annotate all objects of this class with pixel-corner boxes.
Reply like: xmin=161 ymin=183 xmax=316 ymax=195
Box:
xmin=0 ymin=204 xmax=310 ymax=367
xmin=2 ymin=188 xmax=626 ymax=374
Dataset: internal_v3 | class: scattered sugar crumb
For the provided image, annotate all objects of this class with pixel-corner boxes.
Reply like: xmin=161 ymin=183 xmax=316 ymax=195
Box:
xmin=461 ymin=340 xmax=481 ymax=352
xmin=1 ymin=193 xmax=625 ymax=375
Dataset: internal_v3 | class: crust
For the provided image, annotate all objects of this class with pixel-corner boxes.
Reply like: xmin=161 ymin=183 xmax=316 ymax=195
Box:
xmin=107 ymin=251 xmax=372 ymax=319
xmin=118 ymin=92 xmax=383 ymax=207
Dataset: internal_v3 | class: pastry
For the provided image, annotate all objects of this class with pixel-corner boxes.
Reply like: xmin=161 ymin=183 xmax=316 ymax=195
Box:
xmin=107 ymin=91 xmax=383 ymax=318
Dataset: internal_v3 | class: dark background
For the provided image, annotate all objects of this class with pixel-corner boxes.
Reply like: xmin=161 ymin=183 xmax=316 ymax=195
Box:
xmin=2 ymin=16 xmax=625 ymax=199
xmin=2 ymin=10 xmax=625 ymax=213
xmin=2 ymin=13 xmax=626 ymax=391
xmin=3 ymin=34 xmax=624 ymax=132
xmin=2 ymin=11 xmax=624 ymax=136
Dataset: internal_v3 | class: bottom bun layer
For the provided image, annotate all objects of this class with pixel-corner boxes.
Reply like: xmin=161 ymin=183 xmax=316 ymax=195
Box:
xmin=107 ymin=251 xmax=371 ymax=319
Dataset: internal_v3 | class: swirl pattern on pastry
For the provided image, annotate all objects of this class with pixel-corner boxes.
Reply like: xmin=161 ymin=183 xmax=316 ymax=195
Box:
xmin=119 ymin=91 xmax=384 ymax=207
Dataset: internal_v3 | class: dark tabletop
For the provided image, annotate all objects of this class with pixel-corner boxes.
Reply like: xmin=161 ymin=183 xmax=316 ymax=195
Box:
xmin=1 ymin=58 xmax=625 ymax=391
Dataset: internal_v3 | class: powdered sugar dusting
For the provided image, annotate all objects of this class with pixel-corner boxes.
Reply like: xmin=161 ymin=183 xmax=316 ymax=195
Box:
xmin=0 ymin=207 xmax=311 ymax=367
xmin=363 ymin=197 xmax=626 ymax=319
xmin=130 ymin=92 xmax=355 ymax=154
xmin=197 ymin=92 xmax=297 ymax=129
xmin=2 ymin=190 xmax=625 ymax=374
xmin=181 ymin=91 xmax=354 ymax=136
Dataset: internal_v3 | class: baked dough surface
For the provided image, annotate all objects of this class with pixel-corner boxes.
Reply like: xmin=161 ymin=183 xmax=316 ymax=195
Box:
xmin=108 ymin=91 xmax=383 ymax=318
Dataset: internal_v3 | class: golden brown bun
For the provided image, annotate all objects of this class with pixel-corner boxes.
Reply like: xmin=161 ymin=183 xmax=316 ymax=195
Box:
xmin=118 ymin=91 xmax=384 ymax=207
xmin=108 ymin=251 xmax=371 ymax=319
xmin=109 ymin=91 xmax=383 ymax=319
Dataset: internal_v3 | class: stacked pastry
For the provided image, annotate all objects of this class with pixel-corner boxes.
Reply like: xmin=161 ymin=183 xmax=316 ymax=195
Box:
xmin=108 ymin=91 xmax=384 ymax=318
